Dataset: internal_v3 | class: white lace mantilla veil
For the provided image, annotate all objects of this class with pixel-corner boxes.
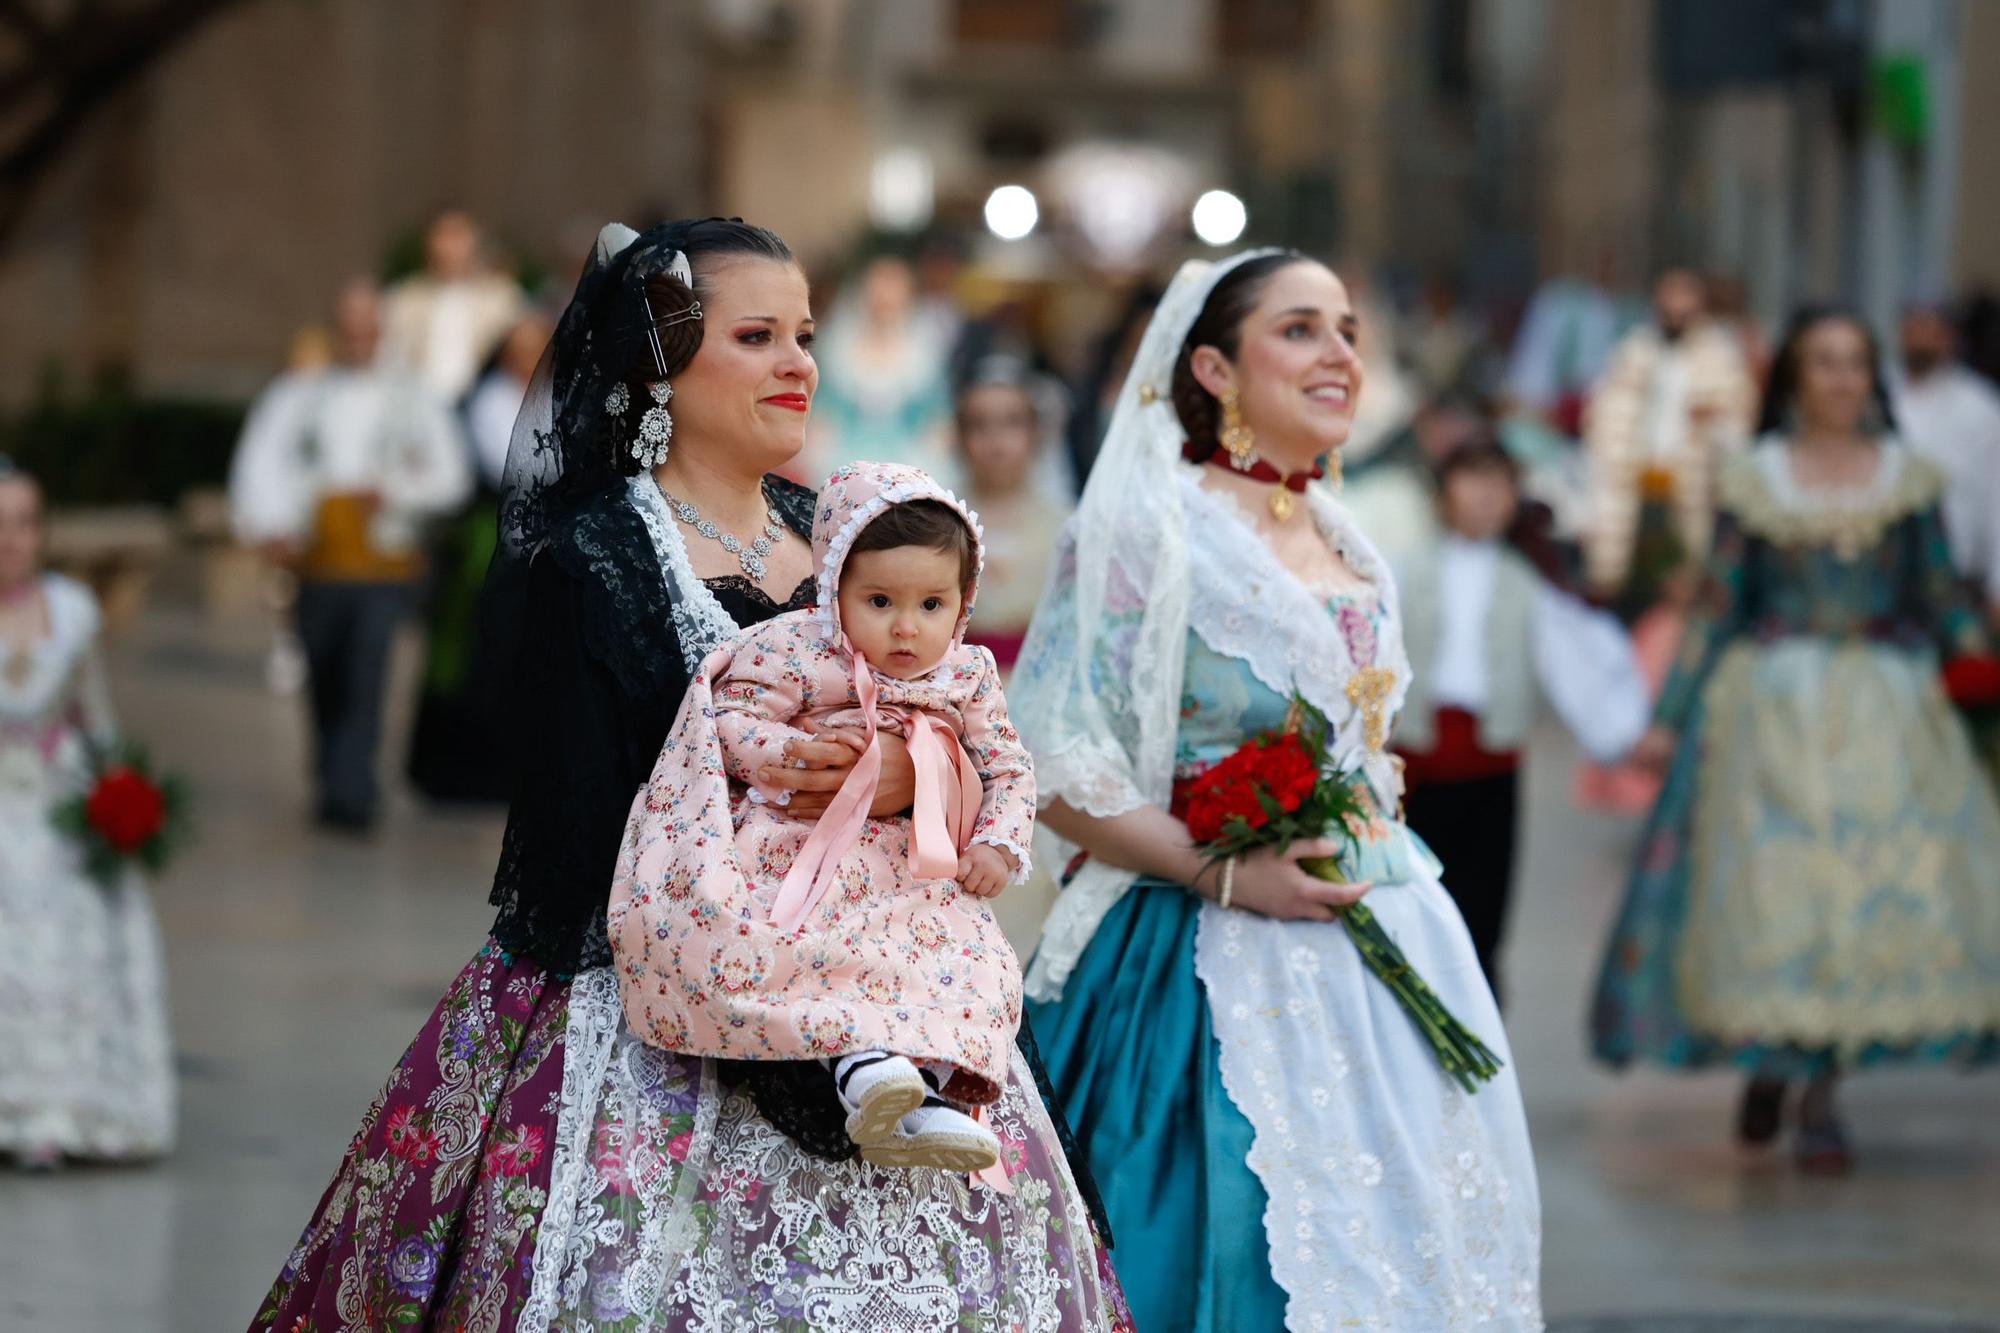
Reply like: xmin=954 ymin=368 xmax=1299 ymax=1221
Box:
xmin=1011 ymin=249 xmax=1386 ymax=1002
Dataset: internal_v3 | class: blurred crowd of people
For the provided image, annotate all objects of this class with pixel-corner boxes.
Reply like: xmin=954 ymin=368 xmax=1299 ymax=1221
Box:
xmin=216 ymin=219 xmax=2000 ymax=1100
xmin=799 ymin=239 xmax=2000 ymax=644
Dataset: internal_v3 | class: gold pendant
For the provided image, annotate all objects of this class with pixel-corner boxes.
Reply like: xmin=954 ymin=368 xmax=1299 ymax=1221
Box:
xmin=1269 ymin=489 xmax=1296 ymax=521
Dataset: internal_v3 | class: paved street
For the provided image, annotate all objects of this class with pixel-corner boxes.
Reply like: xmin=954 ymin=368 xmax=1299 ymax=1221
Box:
xmin=3 ymin=600 xmax=1996 ymax=1332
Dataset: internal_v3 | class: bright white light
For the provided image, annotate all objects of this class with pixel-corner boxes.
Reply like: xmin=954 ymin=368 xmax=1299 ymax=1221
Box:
xmin=1191 ymin=189 xmax=1248 ymax=246
xmin=983 ymin=185 xmax=1039 ymax=241
xmin=1046 ymin=141 xmax=1192 ymax=267
xmin=869 ymin=148 xmax=934 ymax=231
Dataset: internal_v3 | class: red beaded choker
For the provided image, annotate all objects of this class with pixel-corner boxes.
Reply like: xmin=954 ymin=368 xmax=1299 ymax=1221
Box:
xmin=1182 ymin=442 xmax=1324 ymax=519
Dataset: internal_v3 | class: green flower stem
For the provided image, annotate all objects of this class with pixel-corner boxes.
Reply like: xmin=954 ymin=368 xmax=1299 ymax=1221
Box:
xmin=1300 ymin=856 xmax=1504 ymax=1092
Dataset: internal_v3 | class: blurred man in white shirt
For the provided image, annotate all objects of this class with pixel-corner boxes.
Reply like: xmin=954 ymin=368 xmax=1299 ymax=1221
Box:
xmin=380 ymin=210 xmax=525 ymax=404
xmin=230 ymin=279 xmax=470 ymax=829
xmin=1581 ymin=268 xmax=1756 ymax=610
xmin=1892 ymin=303 xmax=2000 ymax=615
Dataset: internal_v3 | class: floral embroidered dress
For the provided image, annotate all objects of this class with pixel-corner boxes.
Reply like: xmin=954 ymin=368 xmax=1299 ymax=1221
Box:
xmin=1020 ymin=467 xmax=1544 ymax=1332
xmin=612 ymin=462 xmax=1031 ymax=1100
xmin=1593 ymin=439 xmax=2000 ymax=1074
xmin=0 ymin=573 xmax=174 ymax=1162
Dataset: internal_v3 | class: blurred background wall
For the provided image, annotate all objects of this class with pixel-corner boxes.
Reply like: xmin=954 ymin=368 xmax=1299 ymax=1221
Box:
xmin=4 ymin=0 xmax=1994 ymax=409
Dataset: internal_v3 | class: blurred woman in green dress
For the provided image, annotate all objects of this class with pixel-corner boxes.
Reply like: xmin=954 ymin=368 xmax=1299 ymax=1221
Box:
xmin=1592 ymin=307 xmax=2000 ymax=1173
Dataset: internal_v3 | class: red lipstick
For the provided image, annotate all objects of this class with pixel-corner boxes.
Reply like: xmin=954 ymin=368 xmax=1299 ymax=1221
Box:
xmin=763 ymin=392 xmax=810 ymax=412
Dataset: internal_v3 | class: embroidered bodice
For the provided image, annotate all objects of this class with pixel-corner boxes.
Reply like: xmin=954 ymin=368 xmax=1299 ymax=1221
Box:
xmin=1175 ymin=592 xmax=1384 ymax=774
xmin=1177 ymin=589 xmax=1437 ymax=888
xmin=0 ymin=575 xmax=114 ymax=809
xmin=1658 ymin=441 xmax=1981 ymax=729
xmin=1017 ymin=466 xmax=1422 ymax=998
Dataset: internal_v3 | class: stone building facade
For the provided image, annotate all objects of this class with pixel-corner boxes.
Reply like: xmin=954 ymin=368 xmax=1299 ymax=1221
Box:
xmin=0 ymin=0 xmax=706 ymax=405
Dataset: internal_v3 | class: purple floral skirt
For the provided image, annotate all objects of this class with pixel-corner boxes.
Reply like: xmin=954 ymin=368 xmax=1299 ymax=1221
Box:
xmin=251 ymin=942 xmax=1133 ymax=1332
xmin=253 ymin=943 xmax=567 ymax=1330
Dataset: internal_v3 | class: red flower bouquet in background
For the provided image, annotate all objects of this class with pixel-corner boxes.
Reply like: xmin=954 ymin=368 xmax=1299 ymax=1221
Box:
xmin=53 ymin=742 xmax=189 ymax=887
xmin=1945 ymin=652 xmax=2000 ymax=781
xmin=1942 ymin=654 xmax=2000 ymax=708
xmin=1174 ymin=697 xmax=1504 ymax=1093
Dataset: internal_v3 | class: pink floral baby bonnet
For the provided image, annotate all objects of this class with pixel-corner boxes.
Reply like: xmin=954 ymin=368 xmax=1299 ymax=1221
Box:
xmin=608 ymin=462 xmax=1031 ymax=1101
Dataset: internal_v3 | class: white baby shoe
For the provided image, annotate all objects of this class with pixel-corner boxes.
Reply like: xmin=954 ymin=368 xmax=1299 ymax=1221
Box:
xmin=832 ymin=1050 xmax=929 ymax=1147
xmin=859 ymin=1098 xmax=1003 ymax=1173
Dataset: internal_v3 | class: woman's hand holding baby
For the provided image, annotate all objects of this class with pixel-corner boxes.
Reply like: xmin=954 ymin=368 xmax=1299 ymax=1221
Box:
xmin=956 ymin=844 xmax=1016 ymax=898
xmin=760 ymin=726 xmax=916 ymax=819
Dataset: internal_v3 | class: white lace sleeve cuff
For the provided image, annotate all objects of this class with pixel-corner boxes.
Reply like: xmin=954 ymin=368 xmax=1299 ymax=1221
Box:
xmin=971 ymin=834 xmax=1033 ymax=884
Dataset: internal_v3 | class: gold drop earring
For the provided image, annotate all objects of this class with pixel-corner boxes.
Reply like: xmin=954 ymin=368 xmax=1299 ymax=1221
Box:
xmin=1218 ymin=387 xmax=1256 ymax=469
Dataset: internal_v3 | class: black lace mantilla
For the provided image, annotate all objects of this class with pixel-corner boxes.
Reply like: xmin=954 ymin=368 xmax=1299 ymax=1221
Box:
xmin=762 ymin=474 xmax=819 ymax=553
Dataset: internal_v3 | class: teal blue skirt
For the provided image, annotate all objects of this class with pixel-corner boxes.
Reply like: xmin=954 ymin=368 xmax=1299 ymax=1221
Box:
xmin=1025 ymin=881 xmax=1289 ymax=1333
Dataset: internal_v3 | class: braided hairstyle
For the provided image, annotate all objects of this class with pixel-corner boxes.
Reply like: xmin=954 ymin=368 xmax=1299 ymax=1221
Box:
xmin=599 ymin=217 xmax=796 ymax=477
xmin=1169 ymin=250 xmax=1308 ymax=461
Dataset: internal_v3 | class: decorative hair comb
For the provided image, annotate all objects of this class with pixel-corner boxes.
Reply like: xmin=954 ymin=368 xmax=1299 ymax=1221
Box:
xmin=631 ymin=249 xmax=703 ymax=377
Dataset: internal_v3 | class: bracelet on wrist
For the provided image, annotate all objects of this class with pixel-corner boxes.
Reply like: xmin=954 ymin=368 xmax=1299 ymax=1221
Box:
xmin=1218 ymin=858 xmax=1236 ymax=911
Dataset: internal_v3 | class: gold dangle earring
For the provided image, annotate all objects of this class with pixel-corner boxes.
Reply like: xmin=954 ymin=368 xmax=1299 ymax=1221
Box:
xmin=1218 ymin=387 xmax=1256 ymax=469
xmin=1327 ymin=448 xmax=1344 ymax=492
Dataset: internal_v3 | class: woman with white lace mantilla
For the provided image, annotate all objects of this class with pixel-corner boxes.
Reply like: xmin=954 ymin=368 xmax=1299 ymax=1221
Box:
xmin=1013 ymin=250 xmax=1544 ymax=1331
xmin=250 ymin=219 xmax=1129 ymax=1332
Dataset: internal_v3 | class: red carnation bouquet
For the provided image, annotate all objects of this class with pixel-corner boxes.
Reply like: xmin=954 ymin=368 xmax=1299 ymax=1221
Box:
xmin=1174 ymin=697 xmax=1503 ymax=1093
xmin=1943 ymin=654 xmax=2000 ymax=708
xmin=1944 ymin=653 xmax=2000 ymax=777
xmin=53 ymin=742 xmax=189 ymax=888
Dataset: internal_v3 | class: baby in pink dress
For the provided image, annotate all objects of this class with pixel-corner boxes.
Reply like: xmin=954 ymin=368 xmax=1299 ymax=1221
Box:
xmin=610 ymin=462 xmax=1032 ymax=1173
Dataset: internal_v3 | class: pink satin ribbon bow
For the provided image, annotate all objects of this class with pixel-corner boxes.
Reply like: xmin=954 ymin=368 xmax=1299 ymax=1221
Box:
xmin=970 ymin=1103 xmax=1016 ymax=1194
xmin=767 ymin=643 xmax=982 ymax=935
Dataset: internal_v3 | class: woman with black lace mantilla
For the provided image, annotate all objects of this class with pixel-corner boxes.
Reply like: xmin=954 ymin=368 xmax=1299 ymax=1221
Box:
xmin=251 ymin=219 xmax=1130 ymax=1333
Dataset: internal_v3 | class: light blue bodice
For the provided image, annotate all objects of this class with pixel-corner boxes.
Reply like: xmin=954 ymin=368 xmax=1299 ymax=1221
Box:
xmin=1178 ymin=596 xmax=1439 ymax=887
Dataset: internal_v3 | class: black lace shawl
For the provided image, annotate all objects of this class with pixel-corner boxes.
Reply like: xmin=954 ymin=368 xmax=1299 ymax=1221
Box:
xmin=487 ymin=473 xmax=819 ymax=973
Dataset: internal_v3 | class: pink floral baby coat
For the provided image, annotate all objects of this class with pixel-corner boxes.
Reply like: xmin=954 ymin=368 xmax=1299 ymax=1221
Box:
xmin=609 ymin=462 xmax=1032 ymax=1103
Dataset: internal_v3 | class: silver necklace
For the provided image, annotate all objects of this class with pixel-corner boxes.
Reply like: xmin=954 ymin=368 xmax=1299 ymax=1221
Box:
xmin=656 ymin=485 xmax=785 ymax=581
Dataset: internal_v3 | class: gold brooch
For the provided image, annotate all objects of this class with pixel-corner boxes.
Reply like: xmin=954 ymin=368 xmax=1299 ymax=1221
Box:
xmin=1346 ymin=666 xmax=1396 ymax=753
